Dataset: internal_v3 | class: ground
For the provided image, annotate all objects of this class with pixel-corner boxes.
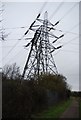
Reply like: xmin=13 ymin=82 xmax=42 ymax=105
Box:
xmin=60 ymin=97 xmax=79 ymax=118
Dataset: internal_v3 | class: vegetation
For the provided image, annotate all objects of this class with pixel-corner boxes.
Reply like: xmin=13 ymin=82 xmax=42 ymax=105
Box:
xmin=71 ymin=91 xmax=81 ymax=97
xmin=32 ymin=98 xmax=72 ymax=118
xmin=38 ymin=73 xmax=71 ymax=100
xmin=2 ymin=63 xmax=71 ymax=119
xmin=71 ymin=91 xmax=81 ymax=118
xmin=80 ymin=98 xmax=81 ymax=118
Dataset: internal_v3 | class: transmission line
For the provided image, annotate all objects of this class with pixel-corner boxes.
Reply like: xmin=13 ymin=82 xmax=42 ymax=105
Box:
xmin=54 ymin=36 xmax=79 ymax=56
xmin=2 ymin=1 xmax=47 ymax=64
xmin=60 ymin=2 xmax=79 ymax=21
xmin=39 ymin=1 xmax=48 ymax=14
xmin=2 ymin=2 xmax=79 ymax=72
xmin=4 ymin=48 xmax=24 ymax=66
xmin=2 ymin=14 xmax=79 ymax=64
xmin=49 ymin=2 xmax=64 ymax=20
xmin=1 ymin=35 xmax=24 ymax=62
xmin=52 ymin=21 xmax=79 ymax=44
xmin=62 ymin=36 xmax=79 ymax=46
xmin=49 ymin=2 xmax=78 ymax=22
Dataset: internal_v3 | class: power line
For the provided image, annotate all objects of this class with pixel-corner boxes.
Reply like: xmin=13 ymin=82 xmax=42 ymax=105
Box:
xmin=1 ymin=25 xmax=79 ymax=39
xmin=2 ymin=2 xmax=47 ymax=64
xmin=2 ymin=38 xmax=22 ymax=41
xmin=52 ymin=22 xmax=79 ymax=44
xmin=2 ymin=2 xmax=79 ymax=39
xmin=60 ymin=23 xmax=79 ymax=42
xmin=62 ymin=36 xmax=79 ymax=46
xmin=1 ymin=26 xmax=28 ymax=30
xmin=49 ymin=2 xmax=64 ymax=20
xmin=50 ymin=2 xmax=78 ymax=22
xmin=48 ymin=2 xmax=79 ymax=35
xmin=2 ymin=22 xmax=79 ymax=36
xmin=3 ymin=44 xmax=30 ymax=65
xmin=55 ymin=28 xmax=80 ymax=36
xmin=61 ymin=49 xmax=79 ymax=53
xmin=2 ymin=3 xmax=79 ymax=63
xmin=62 ymin=22 xmax=80 ymax=38
xmin=54 ymin=48 xmax=79 ymax=55
xmin=1 ymin=9 xmax=41 ymax=61
xmin=50 ymin=21 xmax=80 ymax=39
xmin=2 ymin=41 xmax=20 ymax=61
xmin=67 ymin=42 xmax=79 ymax=46
xmin=4 ymin=48 xmax=24 ymax=65
xmin=1 ymin=35 xmax=24 ymax=62
xmin=39 ymin=1 xmax=48 ymax=14
xmin=2 ymin=18 xmax=79 ymax=62
xmin=60 ymin=2 xmax=78 ymax=21
xmin=2 ymin=45 xmax=23 ymax=47
xmin=1 ymin=2 xmax=47 ymax=31
xmin=58 ymin=36 xmax=79 ymax=49
xmin=53 ymin=36 xmax=79 ymax=56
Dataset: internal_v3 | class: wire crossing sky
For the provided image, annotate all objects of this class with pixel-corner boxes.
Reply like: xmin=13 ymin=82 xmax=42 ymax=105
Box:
xmin=0 ymin=2 xmax=79 ymax=91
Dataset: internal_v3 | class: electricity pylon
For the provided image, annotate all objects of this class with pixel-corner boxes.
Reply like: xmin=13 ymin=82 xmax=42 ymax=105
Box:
xmin=22 ymin=11 xmax=64 ymax=79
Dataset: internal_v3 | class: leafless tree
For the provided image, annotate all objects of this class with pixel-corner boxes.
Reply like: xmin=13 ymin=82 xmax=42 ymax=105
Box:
xmin=2 ymin=63 xmax=21 ymax=80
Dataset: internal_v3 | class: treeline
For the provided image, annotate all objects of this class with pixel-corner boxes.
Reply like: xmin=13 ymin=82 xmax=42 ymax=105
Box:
xmin=71 ymin=91 xmax=81 ymax=97
xmin=2 ymin=63 xmax=71 ymax=119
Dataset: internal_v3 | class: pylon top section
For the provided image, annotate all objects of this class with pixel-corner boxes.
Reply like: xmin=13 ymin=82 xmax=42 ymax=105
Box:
xmin=44 ymin=11 xmax=48 ymax=20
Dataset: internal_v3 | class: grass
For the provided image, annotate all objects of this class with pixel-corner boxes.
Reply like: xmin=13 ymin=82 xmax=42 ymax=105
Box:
xmin=32 ymin=98 xmax=72 ymax=118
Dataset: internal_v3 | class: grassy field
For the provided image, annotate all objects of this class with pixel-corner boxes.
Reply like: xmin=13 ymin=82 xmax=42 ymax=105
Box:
xmin=32 ymin=98 xmax=72 ymax=118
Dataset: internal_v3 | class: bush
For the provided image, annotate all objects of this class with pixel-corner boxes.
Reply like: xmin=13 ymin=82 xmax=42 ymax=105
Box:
xmin=2 ymin=79 xmax=48 ymax=118
xmin=37 ymin=73 xmax=71 ymax=100
xmin=2 ymin=64 xmax=71 ymax=119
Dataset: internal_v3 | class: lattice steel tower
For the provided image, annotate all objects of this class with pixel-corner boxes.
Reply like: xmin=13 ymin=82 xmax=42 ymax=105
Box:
xmin=22 ymin=11 xmax=64 ymax=79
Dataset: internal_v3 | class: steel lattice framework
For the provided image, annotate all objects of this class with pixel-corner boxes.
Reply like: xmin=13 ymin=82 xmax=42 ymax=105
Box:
xmin=22 ymin=11 xmax=64 ymax=79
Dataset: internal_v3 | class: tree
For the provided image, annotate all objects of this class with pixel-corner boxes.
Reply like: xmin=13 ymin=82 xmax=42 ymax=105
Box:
xmin=37 ymin=73 xmax=71 ymax=100
xmin=2 ymin=63 xmax=21 ymax=80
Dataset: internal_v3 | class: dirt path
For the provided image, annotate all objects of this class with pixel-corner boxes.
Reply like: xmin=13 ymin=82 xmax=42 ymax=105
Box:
xmin=60 ymin=98 xmax=79 ymax=118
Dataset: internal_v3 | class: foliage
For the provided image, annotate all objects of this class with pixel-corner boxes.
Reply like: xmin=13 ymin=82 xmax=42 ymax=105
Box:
xmin=2 ymin=79 xmax=48 ymax=118
xmin=37 ymin=73 xmax=71 ymax=100
xmin=71 ymin=91 xmax=81 ymax=97
xmin=33 ymin=98 xmax=72 ymax=118
xmin=2 ymin=64 xmax=71 ymax=119
xmin=79 ymin=98 xmax=81 ymax=118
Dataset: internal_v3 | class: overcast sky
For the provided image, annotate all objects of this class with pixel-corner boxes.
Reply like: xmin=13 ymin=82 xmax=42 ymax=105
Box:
xmin=0 ymin=1 xmax=80 ymax=91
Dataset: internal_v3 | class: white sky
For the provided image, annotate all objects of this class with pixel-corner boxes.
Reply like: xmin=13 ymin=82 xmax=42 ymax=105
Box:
xmin=0 ymin=1 xmax=80 ymax=91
